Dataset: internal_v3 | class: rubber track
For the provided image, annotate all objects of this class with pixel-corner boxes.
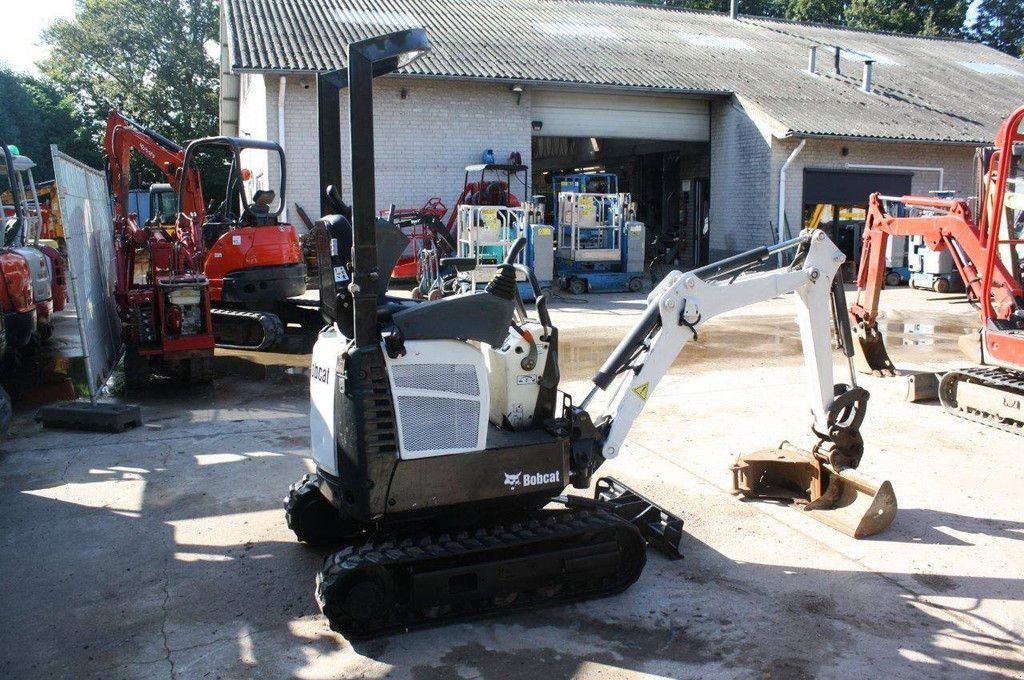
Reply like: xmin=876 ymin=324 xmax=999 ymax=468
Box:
xmin=211 ymin=308 xmax=284 ymax=351
xmin=315 ymin=507 xmax=646 ymax=639
xmin=939 ymin=366 xmax=1024 ymax=435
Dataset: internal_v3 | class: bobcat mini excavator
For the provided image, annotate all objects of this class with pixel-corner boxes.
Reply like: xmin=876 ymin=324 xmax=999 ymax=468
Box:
xmin=284 ymin=29 xmax=897 ymax=639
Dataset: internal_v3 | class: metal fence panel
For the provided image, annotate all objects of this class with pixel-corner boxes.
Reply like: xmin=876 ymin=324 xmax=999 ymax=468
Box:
xmin=50 ymin=146 xmax=121 ymax=401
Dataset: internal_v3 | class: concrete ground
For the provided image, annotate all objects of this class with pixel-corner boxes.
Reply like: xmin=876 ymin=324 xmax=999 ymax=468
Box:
xmin=1 ymin=285 xmax=1022 ymax=680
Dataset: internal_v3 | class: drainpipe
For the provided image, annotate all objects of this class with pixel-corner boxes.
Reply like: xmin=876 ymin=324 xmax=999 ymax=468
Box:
xmin=278 ymin=75 xmax=288 ymax=223
xmin=845 ymin=164 xmax=944 ymax=191
xmin=778 ymin=139 xmax=807 ymax=264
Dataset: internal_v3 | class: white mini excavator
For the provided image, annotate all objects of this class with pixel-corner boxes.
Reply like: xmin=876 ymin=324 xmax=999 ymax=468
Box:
xmin=285 ymin=29 xmax=897 ymax=639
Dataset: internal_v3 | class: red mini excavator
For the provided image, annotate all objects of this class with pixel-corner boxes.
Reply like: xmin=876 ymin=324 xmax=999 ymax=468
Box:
xmin=850 ymin=104 xmax=1024 ymax=432
xmin=105 ymin=112 xmax=307 ymax=353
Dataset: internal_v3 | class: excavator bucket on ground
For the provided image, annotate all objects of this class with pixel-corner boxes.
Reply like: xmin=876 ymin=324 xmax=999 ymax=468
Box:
xmin=731 ymin=443 xmax=897 ymax=539
xmin=852 ymin=324 xmax=897 ymax=377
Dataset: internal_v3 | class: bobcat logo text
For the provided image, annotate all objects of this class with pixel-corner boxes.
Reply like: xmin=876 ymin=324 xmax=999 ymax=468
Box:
xmin=503 ymin=470 xmax=560 ymax=490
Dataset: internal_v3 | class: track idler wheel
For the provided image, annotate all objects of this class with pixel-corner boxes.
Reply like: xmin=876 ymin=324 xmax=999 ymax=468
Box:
xmin=284 ymin=474 xmax=360 ymax=546
xmin=317 ymin=558 xmax=395 ymax=634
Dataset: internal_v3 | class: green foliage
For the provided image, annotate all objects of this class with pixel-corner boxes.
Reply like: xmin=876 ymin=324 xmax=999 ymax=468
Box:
xmin=970 ymin=0 xmax=1024 ymax=56
xmin=656 ymin=0 xmax=787 ymax=15
xmin=40 ymin=0 xmax=219 ymax=144
xmin=845 ymin=0 xmax=967 ymax=37
xmin=0 ymin=68 xmax=100 ymax=179
xmin=784 ymin=0 xmax=846 ymax=24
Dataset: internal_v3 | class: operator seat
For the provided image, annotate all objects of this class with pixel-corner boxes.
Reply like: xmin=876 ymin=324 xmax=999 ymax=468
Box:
xmin=312 ymin=211 xmax=515 ymax=347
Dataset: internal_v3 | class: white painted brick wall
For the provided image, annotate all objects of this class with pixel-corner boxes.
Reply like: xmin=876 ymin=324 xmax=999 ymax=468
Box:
xmin=255 ymin=76 xmax=532 ymax=230
xmin=709 ymin=98 xmax=774 ymax=259
xmin=710 ymin=95 xmax=978 ymax=260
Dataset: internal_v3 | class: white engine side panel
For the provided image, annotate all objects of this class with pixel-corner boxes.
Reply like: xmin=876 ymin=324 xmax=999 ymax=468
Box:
xmin=485 ymin=322 xmax=549 ymax=429
xmin=310 ymin=326 xmax=344 ymax=476
xmin=384 ymin=339 xmax=489 ymax=459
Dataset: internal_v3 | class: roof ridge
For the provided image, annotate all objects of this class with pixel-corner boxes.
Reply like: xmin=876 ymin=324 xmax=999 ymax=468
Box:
xmin=557 ymin=0 xmax=979 ymax=45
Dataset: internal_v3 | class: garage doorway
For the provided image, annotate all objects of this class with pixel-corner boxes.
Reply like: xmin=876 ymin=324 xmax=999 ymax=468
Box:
xmin=530 ymin=90 xmax=711 ymax=272
xmin=802 ymin=169 xmax=912 ymax=269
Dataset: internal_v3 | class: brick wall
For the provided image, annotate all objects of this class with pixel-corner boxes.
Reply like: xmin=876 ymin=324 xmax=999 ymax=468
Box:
xmin=772 ymin=137 xmax=978 ymax=241
xmin=709 ymin=97 xmax=774 ymax=260
xmin=255 ymin=76 xmax=533 ymax=230
xmin=710 ymin=94 xmax=979 ymax=260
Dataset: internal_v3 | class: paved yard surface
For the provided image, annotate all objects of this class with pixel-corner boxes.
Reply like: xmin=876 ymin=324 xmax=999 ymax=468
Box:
xmin=1 ymin=286 xmax=1021 ymax=680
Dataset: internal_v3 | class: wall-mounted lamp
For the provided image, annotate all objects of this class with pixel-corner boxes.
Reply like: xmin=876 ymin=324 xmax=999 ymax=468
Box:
xmin=531 ymin=120 xmax=543 ymax=132
xmin=510 ymin=83 xmax=524 ymax=105
xmin=400 ymin=87 xmax=408 ymax=100
xmin=590 ymin=137 xmax=601 ymax=153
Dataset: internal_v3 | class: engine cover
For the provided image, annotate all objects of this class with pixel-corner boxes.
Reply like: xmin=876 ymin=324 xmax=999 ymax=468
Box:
xmin=383 ymin=339 xmax=489 ymax=459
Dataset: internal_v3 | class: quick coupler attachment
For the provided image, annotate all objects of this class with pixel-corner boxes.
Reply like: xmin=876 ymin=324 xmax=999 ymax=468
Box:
xmin=592 ymin=477 xmax=685 ymax=559
xmin=731 ymin=443 xmax=897 ymax=539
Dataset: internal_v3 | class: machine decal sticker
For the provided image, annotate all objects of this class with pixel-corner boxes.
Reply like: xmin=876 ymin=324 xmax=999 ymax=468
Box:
xmin=311 ymin=363 xmax=330 ymax=383
xmin=632 ymin=382 xmax=650 ymax=401
xmin=503 ymin=471 xmax=560 ymax=489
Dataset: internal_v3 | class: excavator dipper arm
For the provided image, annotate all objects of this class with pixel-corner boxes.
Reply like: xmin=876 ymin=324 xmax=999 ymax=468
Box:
xmin=592 ymin=230 xmax=851 ymax=460
xmin=849 ymin=192 xmax=1022 ymax=375
xmin=576 ymin=230 xmax=892 ymax=538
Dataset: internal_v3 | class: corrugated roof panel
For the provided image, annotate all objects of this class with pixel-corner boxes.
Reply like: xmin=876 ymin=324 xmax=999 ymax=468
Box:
xmin=223 ymin=0 xmax=1024 ymax=143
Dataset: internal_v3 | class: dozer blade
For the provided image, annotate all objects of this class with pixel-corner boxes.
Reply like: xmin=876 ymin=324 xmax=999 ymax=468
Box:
xmin=731 ymin=444 xmax=897 ymax=539
xmin=852 ymin=323 xmax=897 ymax=377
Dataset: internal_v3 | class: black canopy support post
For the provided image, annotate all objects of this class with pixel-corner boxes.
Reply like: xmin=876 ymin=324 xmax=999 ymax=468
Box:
xmin=317 ymin=70 xmax=345 ymax=218
xmin=347 ymin=47 xmax=379 ymax=349
xmin=341 ymin=28 xmax=432 ymax=349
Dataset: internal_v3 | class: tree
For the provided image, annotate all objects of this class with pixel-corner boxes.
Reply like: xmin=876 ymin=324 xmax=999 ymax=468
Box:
xmin=40 ymin=0 xmax=219 ymax=145
xmin=784 ymin=0 xmax=846 ymax=24
xmin=655 ymin=0 xmax=787 ymax=16
xmin=970 ymin=0 xmax=1024 ymax=56
xmin=845 ymin=0 xmax=967 ymax=37
xmin=0 ymin=67 xmax=100 ymax=179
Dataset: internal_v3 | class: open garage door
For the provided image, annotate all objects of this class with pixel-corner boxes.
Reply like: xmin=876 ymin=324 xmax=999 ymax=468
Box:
xmin=532 ymin=91 xmax=709 ymax=142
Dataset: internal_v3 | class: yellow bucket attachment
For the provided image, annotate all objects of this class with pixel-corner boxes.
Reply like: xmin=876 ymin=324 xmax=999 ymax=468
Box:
xmin=852 ymin=323 xmax=897 ymax=377
xmin=731 ymin=443 xmax=897 ymax=539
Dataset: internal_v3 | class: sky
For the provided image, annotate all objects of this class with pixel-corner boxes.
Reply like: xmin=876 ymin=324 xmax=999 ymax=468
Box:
xmin=0 ymin=0 xmax=988 ymax=77
xmin=2 ymin=1 xmax=81 ymax=75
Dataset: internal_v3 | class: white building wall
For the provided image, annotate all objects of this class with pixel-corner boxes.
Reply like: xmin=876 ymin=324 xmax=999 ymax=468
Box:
xmin=771 ymin=137 xmax=978 ymax=240
xmin=708 ymin=97 xmax=773 ymax=260
xmin=710 ymin=94 xmax=979 ymax=260
xmin=255 ymin=77 xmax=533 ymax=229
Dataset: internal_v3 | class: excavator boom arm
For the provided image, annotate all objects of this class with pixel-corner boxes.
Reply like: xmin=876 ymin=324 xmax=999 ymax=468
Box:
xmin=593 ymin=230 xmax=853 ymax=461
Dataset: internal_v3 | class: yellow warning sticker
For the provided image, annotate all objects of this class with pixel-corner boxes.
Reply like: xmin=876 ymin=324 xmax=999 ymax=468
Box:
xmin=632 ymin=383 xmax=650 ymax=401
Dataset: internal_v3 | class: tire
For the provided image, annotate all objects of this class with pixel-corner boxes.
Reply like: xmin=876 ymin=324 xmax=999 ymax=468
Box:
xmin=627 ymin=277 xmax=643 ymax=293
xmin=568 ymin=278 xmax=587 ymax=295
xmin=285 ymin=474 xmax=358 ymax=546
xmin=885 ymin=271 xmax=901 ymax=287
xmin=933 ymin=277 xmax=951 ymax=294
xmin=411 ymin=287 xmax=424 ymax=301
xmin=428 ymin=288 xmax=443 ymax=301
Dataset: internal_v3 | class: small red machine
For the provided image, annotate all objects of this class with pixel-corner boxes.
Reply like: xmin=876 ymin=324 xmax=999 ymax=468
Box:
xmin=850 ymin=104 xmax=1024 ymax=431
xmin=105 ymin=112 xmax=308 ymax=355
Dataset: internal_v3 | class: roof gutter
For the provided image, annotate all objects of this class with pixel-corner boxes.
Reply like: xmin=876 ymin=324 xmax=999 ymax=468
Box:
xmin=229 ymin=68 xmax=732 ymax=99
xmin=782 ymin=130 xmax=987 ymax=147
